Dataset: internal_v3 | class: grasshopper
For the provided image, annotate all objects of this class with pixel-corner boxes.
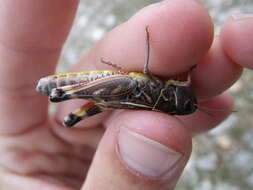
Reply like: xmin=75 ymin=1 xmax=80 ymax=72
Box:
xmin=36 ymin=27 xmax=197 ymax=127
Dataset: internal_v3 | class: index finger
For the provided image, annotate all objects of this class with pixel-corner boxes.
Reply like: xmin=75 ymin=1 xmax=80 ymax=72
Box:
xmin=80 ymin=0 xmax=213 ymax=76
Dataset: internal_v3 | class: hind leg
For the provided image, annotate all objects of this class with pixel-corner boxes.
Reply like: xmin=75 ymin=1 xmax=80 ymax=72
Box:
xmin=63 ymin=102 xmax=103 ymax=127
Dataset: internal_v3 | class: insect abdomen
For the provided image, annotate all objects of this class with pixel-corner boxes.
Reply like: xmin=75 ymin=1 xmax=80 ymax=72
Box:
xmin=36 ymin=70 xmax=120 ymax=96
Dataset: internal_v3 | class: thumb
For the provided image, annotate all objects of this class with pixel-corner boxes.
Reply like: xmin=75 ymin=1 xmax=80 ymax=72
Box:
xmin=82 ymin=111 xmax=192 ymax=190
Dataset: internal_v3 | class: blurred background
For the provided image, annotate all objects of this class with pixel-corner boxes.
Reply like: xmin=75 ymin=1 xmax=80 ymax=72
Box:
xmin=59 ymin=0 xmax=253 ymax=189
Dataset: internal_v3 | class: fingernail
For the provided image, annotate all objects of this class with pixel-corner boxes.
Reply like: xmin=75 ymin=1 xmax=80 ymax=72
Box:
xmin=117 ymin=127 xmax=183 ymax=178
xmin=232 ymin=14 xmax=253 ymax=20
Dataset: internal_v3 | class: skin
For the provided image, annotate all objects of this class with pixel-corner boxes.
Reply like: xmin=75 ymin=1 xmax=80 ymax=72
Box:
xmin=0 ymin=0 xmax=251 ymax=189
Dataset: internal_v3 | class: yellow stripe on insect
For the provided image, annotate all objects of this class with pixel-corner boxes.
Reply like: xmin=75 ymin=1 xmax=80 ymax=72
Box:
xmin=166 ymin=79 xmax=188 ymax=86
xmin=48 ymin=70 xmax=120 ymax=79
xmin=128 ymin=72 xmax=145 ymax=77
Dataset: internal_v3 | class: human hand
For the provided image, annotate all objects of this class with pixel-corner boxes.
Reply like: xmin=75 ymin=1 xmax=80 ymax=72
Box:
xmin=0 ymin=0 xmax=250 ymax=189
